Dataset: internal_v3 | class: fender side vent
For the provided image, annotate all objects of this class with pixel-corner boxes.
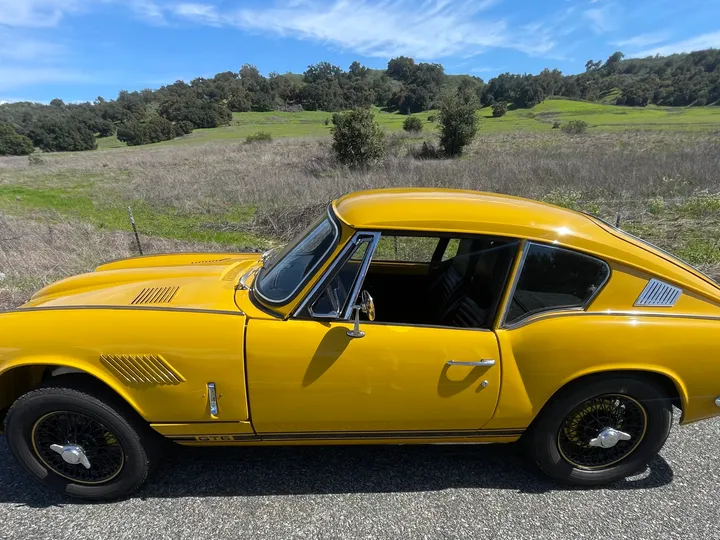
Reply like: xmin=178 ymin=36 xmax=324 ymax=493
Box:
xmin=131 ymin=286 xmax=179 ymax=305
xmin=634 ymin=279 xmax=682 ymax=307
xmin=191 ymin=258 xmax=231 ymax=265
xmin=100 ymin=354 xmax=185 ymax=386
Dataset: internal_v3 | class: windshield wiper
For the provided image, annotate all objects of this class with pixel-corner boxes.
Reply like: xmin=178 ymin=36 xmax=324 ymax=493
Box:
xmin=236 ymin=266 xmax=259 ymax=291
xmin=260 ymin=247 xmax=279 ymax=268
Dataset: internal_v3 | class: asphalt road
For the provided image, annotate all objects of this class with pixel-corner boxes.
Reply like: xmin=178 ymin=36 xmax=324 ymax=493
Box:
xmin=1 ymin=415 xmax=719 ymax=540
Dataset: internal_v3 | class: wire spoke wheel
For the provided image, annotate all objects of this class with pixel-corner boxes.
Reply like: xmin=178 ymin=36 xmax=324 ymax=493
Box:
xmin=557 ymin=394 xmax=647 ymax=470
xmin=32 ymin=411 xmax=125 ymax=484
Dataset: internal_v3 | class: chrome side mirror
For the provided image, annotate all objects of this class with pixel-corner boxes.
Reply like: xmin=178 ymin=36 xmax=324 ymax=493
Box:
xmin=347 ymin=290 xmax=375 ymax=338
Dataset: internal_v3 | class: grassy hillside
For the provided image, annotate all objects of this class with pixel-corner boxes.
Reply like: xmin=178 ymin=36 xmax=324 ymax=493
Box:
xmin=2 ymin=130 xmax=719 ymax=310
xmin=96 ymin=100 xmax=720 ymax=150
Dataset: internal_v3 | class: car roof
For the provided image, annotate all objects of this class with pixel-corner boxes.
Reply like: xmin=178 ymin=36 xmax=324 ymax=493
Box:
xmin=333 ymin=188 xmax=602 ymax=242
xmin=332 ymin=188 xmax=720 ymax=298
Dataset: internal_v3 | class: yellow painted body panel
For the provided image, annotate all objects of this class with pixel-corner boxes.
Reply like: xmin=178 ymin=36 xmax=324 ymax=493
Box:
xmin=0 ymin=309 xmax=249 ymax=422
xmin=1 ymin=189 xmax=719 ymax=447
xmin=245 ymin=319 xmax=502 ymax=433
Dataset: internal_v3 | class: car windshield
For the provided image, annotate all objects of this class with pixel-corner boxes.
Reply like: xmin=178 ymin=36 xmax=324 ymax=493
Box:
xmin=254 ymin=214 xmax=339 ymax=304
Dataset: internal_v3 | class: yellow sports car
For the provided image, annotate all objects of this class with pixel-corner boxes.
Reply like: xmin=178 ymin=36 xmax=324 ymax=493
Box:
xmin=1 ymin=188 xmax=719 ymax=500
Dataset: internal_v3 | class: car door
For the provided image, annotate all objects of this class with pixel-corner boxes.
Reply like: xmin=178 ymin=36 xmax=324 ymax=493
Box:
xmin=245 ymin=232 xmax=506 ymax=437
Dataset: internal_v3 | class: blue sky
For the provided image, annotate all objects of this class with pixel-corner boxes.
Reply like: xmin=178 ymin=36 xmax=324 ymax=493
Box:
xmin=1 ymin=0 xmax=719 ymax=103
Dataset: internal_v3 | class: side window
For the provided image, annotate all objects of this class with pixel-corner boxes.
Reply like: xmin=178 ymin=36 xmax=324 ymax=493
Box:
xmin=361 ymin=233 xmax=518 ymax=329
xmin=372 ymin=236 xmax=440 ymax=262
xmin=442 ymin=239 xmax=460 ymax=261
xmin=505 ymin=243 xmax=610 ymax=325
xmin=308 ymin=240 xmax=370 ymax=317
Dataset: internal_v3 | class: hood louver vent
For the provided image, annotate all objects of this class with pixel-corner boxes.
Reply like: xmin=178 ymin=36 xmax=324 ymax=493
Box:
xmin=635 ymin=279 xmax=682 ymax=307
xmin=100 ymin=354 xmax=185 ymax=386
xmin=191 ymin=258 xmax=231 ymax=265
xmin=131 ymin=286 xmax=179 ymax=305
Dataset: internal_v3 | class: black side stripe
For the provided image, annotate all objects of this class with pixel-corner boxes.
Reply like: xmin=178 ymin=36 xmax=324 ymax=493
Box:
xmin=168 ymin=429 xmax=525 ymax=442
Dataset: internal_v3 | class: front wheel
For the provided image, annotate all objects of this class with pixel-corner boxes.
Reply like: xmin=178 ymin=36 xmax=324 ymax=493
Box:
xmin=4 ymin=382 xmax=157 ymax=501
xmin=525 ymin=375 xmax=673 ymax=486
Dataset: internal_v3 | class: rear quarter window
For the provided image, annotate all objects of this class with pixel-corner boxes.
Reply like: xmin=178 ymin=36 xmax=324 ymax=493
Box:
xmin=506 ymin=243 xmax=610 ymax=325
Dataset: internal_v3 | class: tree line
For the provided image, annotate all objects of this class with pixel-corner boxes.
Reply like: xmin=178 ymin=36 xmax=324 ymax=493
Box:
xmin=0 ymin=49 xmax=718 ymax=154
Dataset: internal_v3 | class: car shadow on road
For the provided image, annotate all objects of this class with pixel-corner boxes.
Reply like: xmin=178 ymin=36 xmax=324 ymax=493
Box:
xmin=0 ymin=437 xmax=674 ymax=507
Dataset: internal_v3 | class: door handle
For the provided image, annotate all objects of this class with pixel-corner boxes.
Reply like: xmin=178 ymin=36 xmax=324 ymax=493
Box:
xmin=446 ymin=359 xmax=496 ymax=367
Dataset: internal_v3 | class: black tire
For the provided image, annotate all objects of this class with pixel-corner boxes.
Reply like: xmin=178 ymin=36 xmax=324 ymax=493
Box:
xmin=4 ymin=381 xmax=158 ymax=501
xmin=525 ymin=375 xmax=673 ymax=486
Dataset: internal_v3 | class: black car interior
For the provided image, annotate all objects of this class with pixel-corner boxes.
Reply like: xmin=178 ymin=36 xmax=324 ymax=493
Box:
xmin=305 ymin=234 xmax=520 ymax=329
xmin=361 ymin=237 xmax=519 ymax=328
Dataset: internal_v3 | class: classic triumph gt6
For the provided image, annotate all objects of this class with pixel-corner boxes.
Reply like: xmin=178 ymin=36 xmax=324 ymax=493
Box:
xmin=1 ymin=188 xmax=719 ymax=500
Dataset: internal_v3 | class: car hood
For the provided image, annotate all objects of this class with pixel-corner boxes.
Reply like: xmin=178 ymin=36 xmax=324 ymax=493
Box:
xmin=21 ymin=252 xmax=262 ymax=312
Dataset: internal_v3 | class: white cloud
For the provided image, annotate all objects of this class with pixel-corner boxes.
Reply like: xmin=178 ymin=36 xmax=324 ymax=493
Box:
xmin=0 ymin=32 xmax=66 ymax=61
xmin=127 ymin=0 xmax=166 ymax=24
xmin=166 ymin=0 xmax=558 ymax=59
xmin=174 ymin=3 xmax=222 ymax=25
xmin=0 ymin=0 xmax=80 ymax=27
xmin=0 ymin=67 xmax=92 ymax=91
xmin=471 ymin=66 xmax=502 ymax=73
xmin=612 ymin=32 xmax=669 ymax=49
xmin=632 ymin=30 xmax=720 ymax=57
xmin=583 ymin=4 xmax=616 ymax=34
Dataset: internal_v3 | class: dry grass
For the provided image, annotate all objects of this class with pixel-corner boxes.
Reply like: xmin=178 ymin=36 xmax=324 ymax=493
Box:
xmin=0 ymin=213 xmax=227 ymax=310
xmin=1 ymin=130 xmax=718 ymax=308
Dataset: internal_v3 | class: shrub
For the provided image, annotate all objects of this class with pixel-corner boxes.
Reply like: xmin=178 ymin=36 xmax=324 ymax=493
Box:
xmin=403 ymin=116 xmax=423 ymax=133
xmin=542 ymin=188 xmax=582 ymax=210
xmin=647 ymin=196 xmax=665 ymax=215
xmin=410 ymin=141 xmax=442 ymax=160
xmin=245 ymin=131 xmax=273 ymax=144
xmin=561 ymin=120 xmax=588 ymax=135
xmin=679 ymin=192 xmax=720 ymax=217
xmin=427 ymin=114 xmax=436 ymax=122
xmin=0 ymin=123 xmax=35 ymax=156
xmin=491 ymin=102 xmax=508 ymax=118
xmin=174 ymin=120 xmax=194 ymax=137
xmin=28 ymin=153 xmax=44 ymax=165
xmin=552 ymin=121 xmax=561 ymax=129
xmin=117 ymin=117 xmax=175 ymax=146
xmin=331 ymin=108 xmax=385 ymax=168
xmin=438 ymin=93 xmax=478 ymax=157
xmin=29 ymin=118 xmax=97 ymax=152
xmin=324 ymin=117 xmax=330 ymax=126
xmin=158 ymin=98 xmax=232 ymax=128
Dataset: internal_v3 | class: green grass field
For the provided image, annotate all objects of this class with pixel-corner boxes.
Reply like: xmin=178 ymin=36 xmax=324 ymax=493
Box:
xmin=96 ymin=99 xmax=720 ymax=150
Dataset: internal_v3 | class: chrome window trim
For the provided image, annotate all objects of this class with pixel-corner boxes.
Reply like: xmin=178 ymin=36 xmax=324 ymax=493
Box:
xmin=253 ymin=207 xmax=340 ymax=306
xmin=499 ymin=241 xmax=530 ymax=328
xmin=500 ymin=241 xmax=612 ymax=329
xmin=292 ymin=231 xmax=380 ymax=320
xmin=502 ymin=309 xmax=720 ymax=330
xmin=343 ymin=232 xmax=381 ymax=319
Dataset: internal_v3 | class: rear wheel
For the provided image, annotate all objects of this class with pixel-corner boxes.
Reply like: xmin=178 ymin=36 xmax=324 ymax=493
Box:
xmin=5 ymin=382 xmax=157 ymax=501
xmin=526 ymin=375 xmax=673 ymax=486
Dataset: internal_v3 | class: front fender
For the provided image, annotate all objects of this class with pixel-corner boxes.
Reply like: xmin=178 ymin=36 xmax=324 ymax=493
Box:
xmin=0 ymin=355 xmax=148 ymax=418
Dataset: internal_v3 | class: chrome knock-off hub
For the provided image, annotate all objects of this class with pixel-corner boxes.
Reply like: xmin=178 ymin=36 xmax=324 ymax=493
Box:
xmin=588 ymin=428 xmax=632 ymax=449
xmin=49 ymin=444 xmax=92 ymax=469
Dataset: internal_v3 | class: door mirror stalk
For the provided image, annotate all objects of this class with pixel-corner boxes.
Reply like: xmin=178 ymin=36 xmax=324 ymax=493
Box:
xmin=347 ymin=290 xmax=375 ymax=338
